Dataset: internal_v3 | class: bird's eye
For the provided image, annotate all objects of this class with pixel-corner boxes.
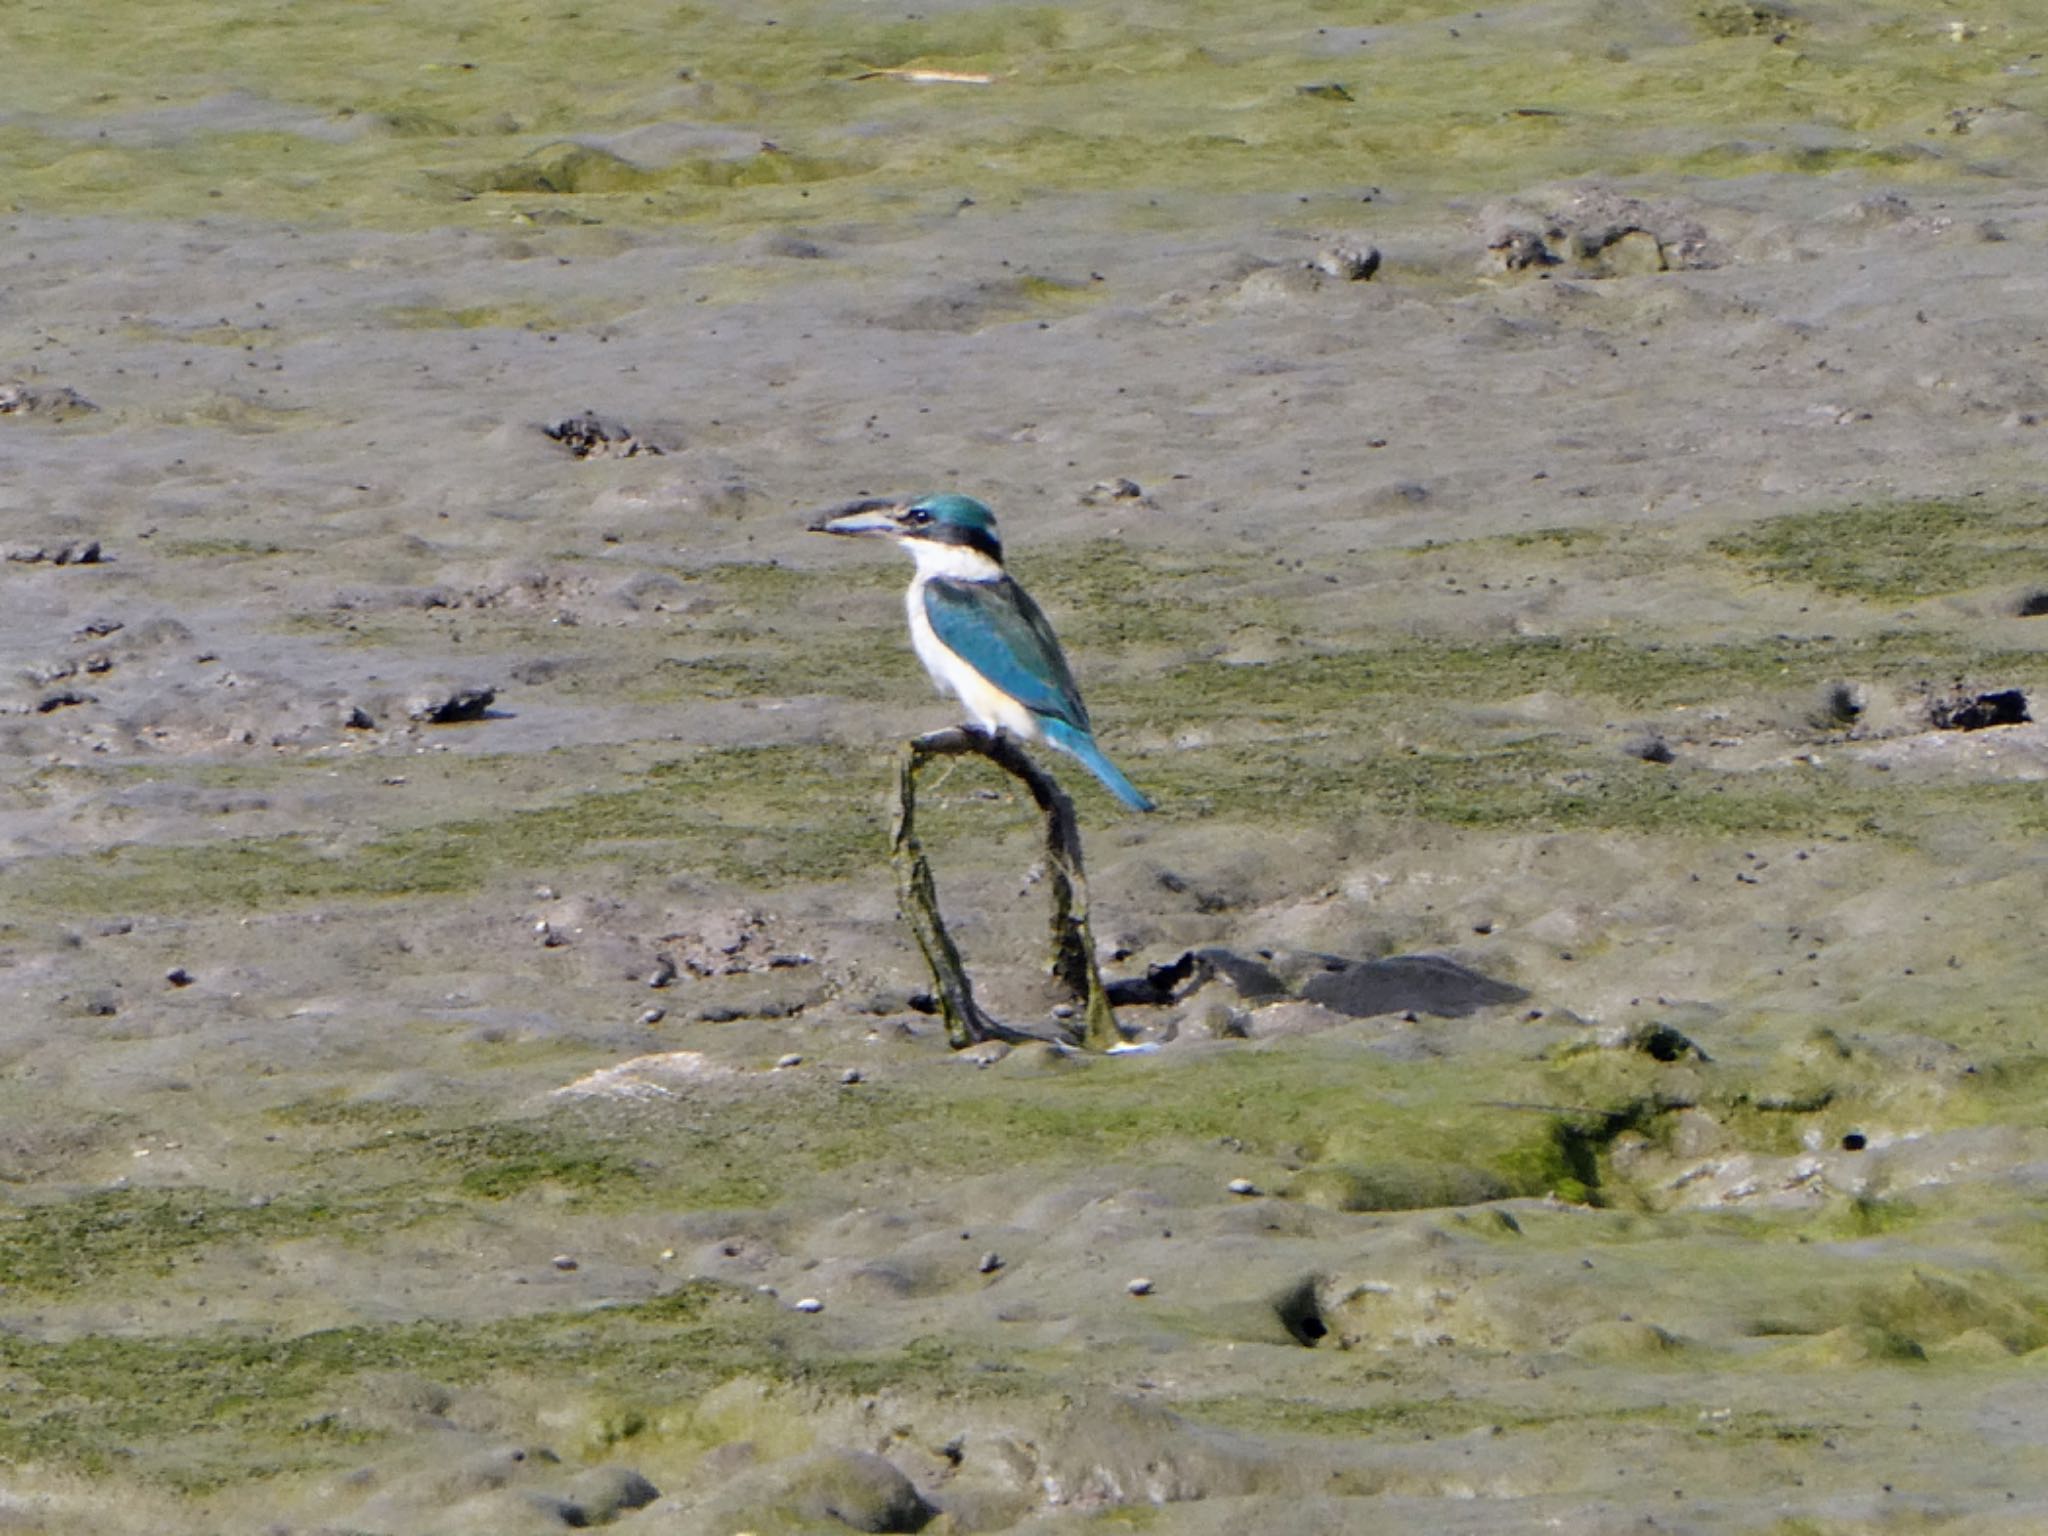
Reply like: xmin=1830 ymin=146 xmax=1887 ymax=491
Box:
xmin=904 ymin=506 xmax=933 ymax=526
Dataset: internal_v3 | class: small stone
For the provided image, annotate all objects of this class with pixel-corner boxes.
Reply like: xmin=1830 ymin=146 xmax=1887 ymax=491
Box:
xmin=647 ymin=955 xmax=678 ymax=988
xmin=637 ymin=1006 xmax=667 ymax=1026
xmin=1126 ymin=1277 xmax=1154 ymax=1297
xmin=342 ymin=705 xmax=375 ymax=730
xmin=840 ymin=1067 xmax=864 ymax=1084
xmin=1227 ymin=1177 xmax=1260 ymax=1196
xmin=1081 ymin=476 xmax=1146 ymax=505
xmin=1586 ymin=227 xmax=1665 ymax=276
xmin=794 ymin=1296 xmax=824 ymax=1313
xmin=165 ymin=967 xmax=194 ymax=988
xmin=564 ymin=1466 xmax=662 ymax=1522
xmin=978 ymin=1252 xmax=1004 ymax=1274
xmin=1311 ymin=242 xmax=1381 ymax=281
xmin=552 ymin=1254 xmax=579 ymax=1271
xmin=775 ymin=1053 xmax=803 ymax=1069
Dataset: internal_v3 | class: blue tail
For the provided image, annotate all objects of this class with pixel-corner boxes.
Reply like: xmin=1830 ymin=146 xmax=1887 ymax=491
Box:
xmin=1041 ymin=718 xmax=1156 ymax=813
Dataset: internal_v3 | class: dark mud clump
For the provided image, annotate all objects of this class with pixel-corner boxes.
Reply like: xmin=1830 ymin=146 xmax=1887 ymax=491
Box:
xmin=0 ymin=381 xmax=98 ymax=419
xmin=408 ymin=685 xmax=499 ymax=723
xmin=1929 ymin=688 xmax=2031 ymax=731
xmin=542 ymin=413 xmax=664 ymax=459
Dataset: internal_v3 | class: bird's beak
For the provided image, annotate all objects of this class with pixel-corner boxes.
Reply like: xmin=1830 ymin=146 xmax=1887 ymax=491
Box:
xmin=806 ymin=498 xmax=905 ymax=537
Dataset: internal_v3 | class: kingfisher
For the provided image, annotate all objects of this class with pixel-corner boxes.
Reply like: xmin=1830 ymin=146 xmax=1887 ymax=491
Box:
xmin=808 ymin=493 xmax=1155 ymax=812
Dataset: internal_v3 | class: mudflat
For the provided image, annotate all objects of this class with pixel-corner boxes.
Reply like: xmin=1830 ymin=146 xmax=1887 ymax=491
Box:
xmin=5 ymin=2 xmax=2048 ymax=1531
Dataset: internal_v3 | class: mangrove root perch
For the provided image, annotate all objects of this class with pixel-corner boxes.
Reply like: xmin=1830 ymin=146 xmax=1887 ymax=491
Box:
xmin=889 ymin=727 xmax=1120 ymax=1051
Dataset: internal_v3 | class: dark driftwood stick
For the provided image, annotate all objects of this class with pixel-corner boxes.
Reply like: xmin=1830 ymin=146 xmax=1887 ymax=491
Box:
xmin=890 ymin=727 xmax=1120 ymax=1050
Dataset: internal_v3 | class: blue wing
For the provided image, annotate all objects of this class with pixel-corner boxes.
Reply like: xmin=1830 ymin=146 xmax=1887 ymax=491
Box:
xmin=922 ymin=576 xmax=1090 ymax=732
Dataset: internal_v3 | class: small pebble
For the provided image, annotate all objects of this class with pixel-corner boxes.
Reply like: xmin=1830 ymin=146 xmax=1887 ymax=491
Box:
xmin=794 ymin=1296 xmax=824 ymax=1313
xmin=1310 ymin=242 xmax=1381 ymax=281
xmin=1126 ymin=1277 xmax=1154 ymax=1297
xmin=840 ymin=1067 xmax=864 ymax=1084
xmin=1227 ymin=1177 xmax=1260 ymax=1196
xmin=775 ymin=1053 xmax=803 ymax=1069
xmin=165 ymin=967 xmax=194 ymax=987
xmin=978 ymin=1252 xmax=1004 ymax=1274
xmin=1081 ymin=477 xmax=1145 ymax=504
xmin=658 ymin=1248 xmax=677 ymax=1261
xmin=638 ymin=1006 xmax=667 ymax=1026
xmin=551 ymin=1254 xmax=579 ymax=1272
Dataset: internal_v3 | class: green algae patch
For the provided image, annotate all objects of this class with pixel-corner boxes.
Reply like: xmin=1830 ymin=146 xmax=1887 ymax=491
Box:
xmin=356 ymin=1042 xmax=1645 ymax=1233
xmin=383 ymin=299 xmax=592 ymax=331
xmin=0 ymin=1187 xmax=401 ymax=1297
xmin=1286 ymin=1159 xmax=1515 ymax=1213
xmin=155 ymin=535 xmax=297 ymax=560
xmin=155 ymin=391 xmax=315 ymax=434
xmin=1562 ymin=1318 xmax=1688 ymax=1361
xmin=1181 ymin=1389 xmax=1717 ymax=1442
xmin=869 ymin=1043 xmax=1620 ymax=1208
xmin=413 ymin=1123 xmax=650 ymax=1202
xmin=0 ymin=1281 xmax=783 ymax=1486
xmin=8 ymin=0 xmax=2047 ymax=231
xmin=2 ymin=829 xmax=472 ymax=913
xmin=1159 ymin=737 xmax=1849 ymax=840
xmin=1765 ymin=1324 xmax=1928 ymax=1367
xmin=1712 ymin=498 xmax=2048 ymax=601
xmin=0 ymin=742 xmax=884 ymax=916
xmin=1847 ymin=1267 xmax=2048 ymax=1355
xmin=464 ymin=141 xmax=655 ymax=196
xmin=1161 ymin=628 xmax=2046 ymax=723
xmin=379 ymin=1114 xmax=778 ymax=1212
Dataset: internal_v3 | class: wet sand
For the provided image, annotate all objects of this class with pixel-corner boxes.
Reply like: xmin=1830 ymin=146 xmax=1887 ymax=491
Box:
xmin=5 ymin=1 xmax=2048 ymax=1531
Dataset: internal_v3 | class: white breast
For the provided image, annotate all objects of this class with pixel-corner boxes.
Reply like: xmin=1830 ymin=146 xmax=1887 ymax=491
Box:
xmin=905 ymin=571 xmax=1041 ymax=741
